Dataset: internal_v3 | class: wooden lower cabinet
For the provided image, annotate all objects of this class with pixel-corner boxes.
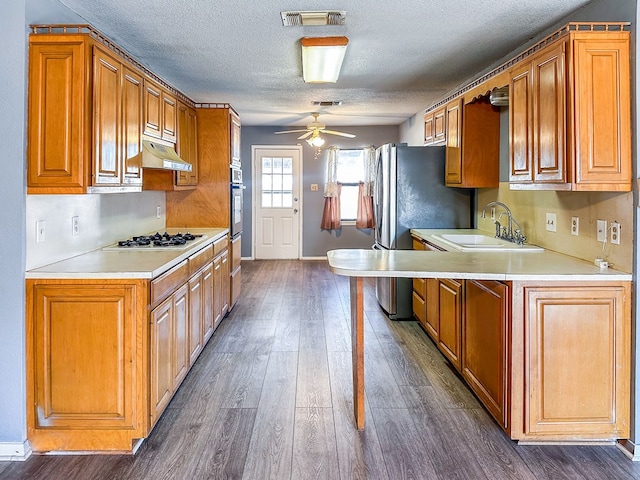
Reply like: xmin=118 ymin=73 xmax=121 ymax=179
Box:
xmin=26 ymin=280 xmax=148 ymax=452
xmin=517 ymin=283 xmax=630 ymax=440
xmin=462 ymin=280 xmax=510 ymax=432
xmin=26 ymin=239 xmax=230 ymax=453
xmin=436 ymin=278 xmax=463 ymax=371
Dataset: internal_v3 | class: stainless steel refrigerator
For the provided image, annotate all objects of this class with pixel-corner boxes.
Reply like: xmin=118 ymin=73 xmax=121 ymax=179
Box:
xmin=373 ymin=143 xmax=474 ymax=319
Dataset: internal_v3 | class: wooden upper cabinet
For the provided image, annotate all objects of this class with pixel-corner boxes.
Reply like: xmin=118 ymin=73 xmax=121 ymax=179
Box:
xmin=424 ymin=111 xmax=435 ymax=145
xmin=176 ymin=101 xmax=198 ymax=187
xmin=28 ymin=38 xmax=89 ymax=193
xmin=572 ymin=35 xmax=631 ymax=191
xmin=446 ymin=96 xmax=500 ymax=188
xmin=509 ymin=31 xmax=631 ymax=191
xmin=143 ymin=79 xmax=177 ymax=143
xmin=433 ymin=107 xmax=446 ymax=144
xmin=230 ymin=112 xmax=241 ymax=165
xmin=444 ymin=98 xmax=463 ymax=185
xmin=27 ymin=34 xmax=153 ymax=193
xmin=122 ymin=67 xmax=144 ymax=185
xmin=92 ymin=48 xmax=122 ymax=187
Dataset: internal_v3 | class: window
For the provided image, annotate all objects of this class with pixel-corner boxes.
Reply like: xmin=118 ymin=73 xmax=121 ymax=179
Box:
xmin=336 ymin=149 xmax=365 ymax=221
xmin=261 ymin=156 xmax=293 ymax=208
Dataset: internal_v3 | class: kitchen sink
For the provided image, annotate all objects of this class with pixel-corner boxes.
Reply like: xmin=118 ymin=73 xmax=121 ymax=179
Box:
xmin=432 ymin=233 xmax=544 ymax=252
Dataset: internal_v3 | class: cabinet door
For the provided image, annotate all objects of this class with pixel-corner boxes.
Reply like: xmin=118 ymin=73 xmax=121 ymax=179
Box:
xmin=162 ymin=91 xmax=177 ymax=143
xmin=150 ymin=296 xmax=174 ymax=425
xmin=92 ymin=48 xmax=122 ymax=187
xmin=202 ymin=263 xmax=215 ymax=343
xmin=122 ymin=67 xmax=143 ymax=186
xmin=573 ymin=38 xmax=631 ymax=190
xmin=437 ymin=278 xmax=463 ymax=371
xmin=230 ymin=113 xmax=241 ymax=165
xmin=28 ymin=40 xmax=87 ymax=192
xmin=463 ymin=280 xmax=510 ymax=430
xmin=509 ymin=61 xmax=534 ymax=183
xmin=532 ymin=43 xmax=566 ymax=183
xmin=411 ymin=237 xmax=428 ymax=330
xmin=173 ymin=283 xmax=190 ymax=388
xmin=31 ymin=284 xmax=139 ymax=430
xmin=220 ymin=249 xmax=230 ymax=316
xmin=425 ymin=279 xmax=440 ymax=341
xmin=524 ymin=285 xmax=630 ymax=438
xmin=176 ymin=102 xmax=198 ymax=186
xmin=424 ymin=112 xmax=435 ymax=145
xmin=444 ymin=98 xmax=463 ymax=185
xmin=433 ymin=107 xmax=446 ymax=144
xmin=144 ymin=81 xmax=162 ymax=139
xmin=188 ymin=272 xmax=203 ymax=366
xmin=213 ymin=254 xmax=223 ymax=329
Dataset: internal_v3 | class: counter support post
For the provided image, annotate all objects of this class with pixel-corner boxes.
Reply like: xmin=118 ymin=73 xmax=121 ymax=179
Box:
xmin=350 ymin=276 xmax=365 ymax=430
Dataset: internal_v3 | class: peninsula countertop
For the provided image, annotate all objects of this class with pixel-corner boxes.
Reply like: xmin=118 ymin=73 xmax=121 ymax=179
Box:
xmin=26 ymin=228 xmax=229 ymax=280
xmin=327 ymin=229 xmax=631 ymax=281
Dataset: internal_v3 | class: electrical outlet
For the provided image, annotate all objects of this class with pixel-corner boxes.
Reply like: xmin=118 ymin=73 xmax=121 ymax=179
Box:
xmin=156 ymin=205 xmax=162 ymax=219
xmin=571 ymin=216 xmax=579 ymax=236
xmin=596 ymin=219 xmax=607 ymax=242
xmin=36 ymin=220 xmax=45 ymax=243
xmin=545 ymin=213 xmax=556 ymax=232
xmin=490 ymin=207 xmax=496 ymax=221
xmin=610 ymin=222 xmax=621 ymax=245
xmin=72 ymin=216 xmax=80 ymax=236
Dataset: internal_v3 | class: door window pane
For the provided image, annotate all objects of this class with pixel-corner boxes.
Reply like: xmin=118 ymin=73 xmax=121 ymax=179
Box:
xmin=261 ymin=155 xmax=294 ymax=209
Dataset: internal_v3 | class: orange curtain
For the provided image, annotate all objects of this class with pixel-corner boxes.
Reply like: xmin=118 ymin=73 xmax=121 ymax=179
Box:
xmin=355 ymin=181 xmax=374 ymax=228
xmin=321 ymin=183 xmax=342 ymax=230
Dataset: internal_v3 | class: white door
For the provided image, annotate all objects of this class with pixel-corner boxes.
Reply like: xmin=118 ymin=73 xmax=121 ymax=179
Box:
xmin=253 ymin=146 xmax=302 ymax=259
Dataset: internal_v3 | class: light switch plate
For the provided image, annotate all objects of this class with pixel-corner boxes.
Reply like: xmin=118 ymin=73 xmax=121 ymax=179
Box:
xmin=72 ymin=216 xmax=79 ymax=236
xmin=596 ymin=219 xmax=607 ymax=242
xmin=36 ymin=220 xmax=45 ymax=243
xmin=311 ymin=184 xmax=318 ymax=191
xmin=545 ymin=213 xmax=556 ymax=232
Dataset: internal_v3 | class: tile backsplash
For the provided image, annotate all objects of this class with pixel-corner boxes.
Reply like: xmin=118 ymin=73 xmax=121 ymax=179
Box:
xmin=26 ymin=191 xmax=166 ymax=270
xmin=477 ymin=184 xmax=634 ymax=273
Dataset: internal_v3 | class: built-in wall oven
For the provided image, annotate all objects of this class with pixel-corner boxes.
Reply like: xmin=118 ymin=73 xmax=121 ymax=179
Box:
xmin=230 ymin=164 xmax=243 ymax=237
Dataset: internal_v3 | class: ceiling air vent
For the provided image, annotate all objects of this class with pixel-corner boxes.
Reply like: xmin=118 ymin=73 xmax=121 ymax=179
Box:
xmin=312 ymin=101 xmax=343 ymax=107
xmin=281 ymin=11 xmax=346 ymax=27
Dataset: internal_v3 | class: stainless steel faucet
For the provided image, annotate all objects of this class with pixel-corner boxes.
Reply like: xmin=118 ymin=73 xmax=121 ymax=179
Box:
xmin=481 ymin=201 xmax=526 ymax=245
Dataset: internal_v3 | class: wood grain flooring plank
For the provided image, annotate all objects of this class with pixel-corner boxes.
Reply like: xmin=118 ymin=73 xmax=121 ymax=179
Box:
xmin=451 ymin=407 xmax=537 ymax=480
xmin=363 ymin=337 xmax=407 ymax=409
xmin=189 ymin=407 xmax=257 ymax=479
xmin=328 ymin=350 xmax=390 ymax=480
xmin=296 ymin=348 xmax=333 ymax=408
xmin=371 ymin=407 xmax=440 ymax=480
xmin=217 ymin=353 xmax=269 ymax=408
xmin=322 ymin=296 xmax=352 ymax=352
xmin=271 ymin=296 xmax=302 ymax=352
xmin=210 ymin=319 xmax=276 ymax=353
xmin=401 ymin=385 xmax=489 ymax=480
xmin=292 ymin=408 xmax=340 ymax=480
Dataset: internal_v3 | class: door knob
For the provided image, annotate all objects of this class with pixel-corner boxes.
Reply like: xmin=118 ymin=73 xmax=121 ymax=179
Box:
xmin=294 ymin=197 xmax=298 ymax=202
xmin=294 ymin=209 xmax=298 ymax=214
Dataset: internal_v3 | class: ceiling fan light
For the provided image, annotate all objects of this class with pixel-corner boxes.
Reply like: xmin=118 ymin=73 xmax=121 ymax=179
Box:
xmin=301 ymin=37 xmax=348 ymax=83
xmin=307 ymin=135 xmax=325 ymax=147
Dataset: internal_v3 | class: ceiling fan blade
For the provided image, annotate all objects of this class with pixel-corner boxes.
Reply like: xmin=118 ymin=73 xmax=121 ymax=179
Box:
xmin=323 ymin=130 xmax=356 ymax=138
xmin=297 ymin=131 xmax=314 ymax=140
xmin=274 ymin=129 xmax=310 ymax=135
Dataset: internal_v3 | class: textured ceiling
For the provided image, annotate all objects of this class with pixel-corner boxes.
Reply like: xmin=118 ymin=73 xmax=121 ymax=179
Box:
xmin=56 ymin=0 xmax=591 ymax=126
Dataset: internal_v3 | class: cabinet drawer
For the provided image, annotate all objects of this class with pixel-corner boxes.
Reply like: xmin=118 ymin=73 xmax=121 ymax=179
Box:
xmin=151 ymin=260 xmax=188 ymax=306
xmin=213 ymin=236 xmax=228 ymax=256
xmin=413 ymin=277 xmax=426 ymax=297
xmin=188 ymin=244 xmax=213 ymax=276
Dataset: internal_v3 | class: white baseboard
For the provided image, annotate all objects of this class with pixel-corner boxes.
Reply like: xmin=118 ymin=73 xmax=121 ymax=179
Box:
xmin=0 ymin=441 xmax=32 ymax=461
xmin=301 ymin=256 xmax=327 ymax=260
xmin=617 ymin=439 xmax=640 ymax=461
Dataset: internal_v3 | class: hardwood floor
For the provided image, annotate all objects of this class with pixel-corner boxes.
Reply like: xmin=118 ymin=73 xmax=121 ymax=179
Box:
xmin=3 ymin=259 xmax=640 ymax=479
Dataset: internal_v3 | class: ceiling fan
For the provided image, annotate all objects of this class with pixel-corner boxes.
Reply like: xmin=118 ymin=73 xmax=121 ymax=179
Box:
xmin=274 ymin=112 xmax=355 ymax=147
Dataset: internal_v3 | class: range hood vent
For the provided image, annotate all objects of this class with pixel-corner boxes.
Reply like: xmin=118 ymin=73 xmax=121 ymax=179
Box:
xmin=281 ymin=10 xmax=346 ymax=27
xmin=489 ymin=86 xmax=509 ymax=107
xmin=141 ymin=140 xmax=192 ymax=172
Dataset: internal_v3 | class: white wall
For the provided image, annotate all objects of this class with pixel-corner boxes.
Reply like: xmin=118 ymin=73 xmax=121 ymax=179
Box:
xmin=27 ymin=192 xmax=166 ymax=270
xmin=0 ymin=0 xmax=28 ymax=458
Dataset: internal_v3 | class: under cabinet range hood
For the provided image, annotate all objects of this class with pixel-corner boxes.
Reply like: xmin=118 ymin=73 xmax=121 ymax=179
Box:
xmin=141 ymin=140 xmax=192 ymax=172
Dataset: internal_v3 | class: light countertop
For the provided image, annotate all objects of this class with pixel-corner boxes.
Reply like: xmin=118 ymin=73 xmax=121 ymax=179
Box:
xmin=326 ymin=229 xmax=631 ymax=281
xmin=26 ymin=228 xmax=229 ymax=280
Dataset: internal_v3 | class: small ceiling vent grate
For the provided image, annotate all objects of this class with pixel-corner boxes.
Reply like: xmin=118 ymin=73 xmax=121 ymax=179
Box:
xmin=281 ymin=11 xmax=346 ymax=27
xmin=312 ymin=101 xmax=343 ymax=107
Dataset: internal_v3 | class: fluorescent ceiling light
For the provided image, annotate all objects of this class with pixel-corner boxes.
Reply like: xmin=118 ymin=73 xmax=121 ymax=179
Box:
xmin=301 ymin=36 xmax=348 ymax=83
